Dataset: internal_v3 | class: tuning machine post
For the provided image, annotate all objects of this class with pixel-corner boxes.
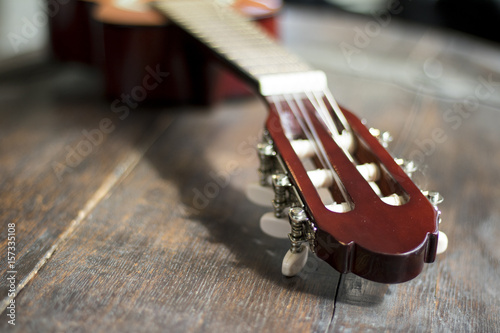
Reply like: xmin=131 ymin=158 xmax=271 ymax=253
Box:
xmin=421 ymin=190 xmax=447 ymax=255
xmin=422 ymin=190 xmax=444 ymax=206
xmin=247 ymin=134 xmax=318 ymax=277
xmin=395 ymin=158 xmax=418 ymax=178
xmin=282 ymin=207 xmax=316 ymax=277
xmin=257 ymin=141 xmax=276 ymax=186
xmin=247 ymin=136 xmax=291 ymax=238
xmin=369 ymin=127 xmax=393 ymax=148
xmin=272 ymin=174 xmax=292 ymax=218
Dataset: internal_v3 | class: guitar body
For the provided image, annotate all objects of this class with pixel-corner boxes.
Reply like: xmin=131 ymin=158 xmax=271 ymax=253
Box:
xmin=47 ymin=0 xmax=281 ymax=104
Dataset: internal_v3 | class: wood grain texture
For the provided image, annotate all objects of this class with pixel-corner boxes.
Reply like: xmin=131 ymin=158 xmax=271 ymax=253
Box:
xmin=286 ymin=6 xmax=500 ymax=332
xmin=0 ymin=64 xmax=174 ymax=310
xmin=1 ymin=99 xmax=339 ymax=332
xmin=329 ymin=102 xmax=500 ymax=332
xmin=1 ymin=4 xmax=499 ymax=332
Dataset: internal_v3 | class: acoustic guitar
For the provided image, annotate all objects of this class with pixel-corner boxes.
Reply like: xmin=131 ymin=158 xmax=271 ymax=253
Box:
xmin=48 ymin=0 xmax=281 ymax=104
xmin=50 ymin=0 xmax=446 ymax=283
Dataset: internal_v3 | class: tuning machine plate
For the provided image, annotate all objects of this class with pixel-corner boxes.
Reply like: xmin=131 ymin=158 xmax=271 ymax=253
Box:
xmin=248 ymin=133 xmax=319 ymax=276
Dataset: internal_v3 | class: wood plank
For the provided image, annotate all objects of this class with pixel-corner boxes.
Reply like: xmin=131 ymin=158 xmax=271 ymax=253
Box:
xmin=1 ymin=98 xmax=340 ymax=332
xmin=329 ymin=101 xmax=500 ymax=332
xmin=288 ymin=6 xmax=500 ymax=332
xmin=0 ymin=64 xmax=174 ymax=311
xmin=2 ymin=4 xmax=500 ymax=332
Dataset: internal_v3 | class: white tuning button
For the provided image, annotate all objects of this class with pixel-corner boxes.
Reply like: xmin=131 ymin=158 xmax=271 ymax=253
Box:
xmin=259 ymin=212 xmax=290 ymax=238
xmin=282 ymin=244 xmax=309 ymax=277
xmin=326 ymin=202 xmax=351 ymax=213
xmin=307 ymin=163 xmax=381 ymax=190
xmin=381 ymin=193 xmax=404 ymax=206
xmin=369 ymin=181 xmax=382 ymax=196
xmin=291 ymin=140 xmax=315 ymax=159
xmin=437 ymin=231 xmax=448 ymax=255
xmin=357 ymin=163 xmax=380 ymax=182
xmin=245 ymin=182 xmax=274 ymax=207
xmin=336 ymin=131 xmax=356 ymax=154
xmin=291 ymin=133 xmax=355 ymax=160
xmin=307 ymin=169 xmax=334 ymax=188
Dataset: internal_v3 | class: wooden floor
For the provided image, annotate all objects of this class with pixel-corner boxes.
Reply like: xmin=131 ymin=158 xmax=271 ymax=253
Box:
xmin=1 ymin=5 xmax=500 ymax=332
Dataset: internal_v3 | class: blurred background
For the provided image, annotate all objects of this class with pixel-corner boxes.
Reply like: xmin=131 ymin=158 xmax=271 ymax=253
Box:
xmin=0 ymin=0 xmax=500 ymax=70
xmin=0 ymin=0 xmax=49 ymax=68
xmin=287 ymin=0 xmax=500 ymax=43
xmin=1 ymin=0 xmax=500 ymax=69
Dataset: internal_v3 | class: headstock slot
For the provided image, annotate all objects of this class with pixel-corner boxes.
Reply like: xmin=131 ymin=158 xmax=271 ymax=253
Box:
xmin=351 ymin=131 xmax=410 ymax=204
xmin=270 ymin=94 xmax=353 ymax=210
xmin=305 ymin=93 xmax=411 ymax=207
xmin=265 ymin=94 xmax=439 ymax=283
xmin=270 ymin=92 xmax=410 ymax=211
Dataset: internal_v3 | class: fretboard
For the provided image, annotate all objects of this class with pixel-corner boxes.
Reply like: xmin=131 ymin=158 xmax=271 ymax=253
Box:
xmin=153 ymin=0 xmax=327 ymax=96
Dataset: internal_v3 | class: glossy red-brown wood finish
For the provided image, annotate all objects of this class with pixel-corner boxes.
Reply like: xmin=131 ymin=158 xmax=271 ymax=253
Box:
xmin=265 ymin=98 xmax=439 ymax=283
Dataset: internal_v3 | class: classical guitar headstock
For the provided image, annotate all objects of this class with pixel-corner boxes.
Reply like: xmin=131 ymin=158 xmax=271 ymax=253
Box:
xmin=152 ymin=0 xmax=446 ymax=283
xmin=246 ymin=91 xmax=447 ymax=283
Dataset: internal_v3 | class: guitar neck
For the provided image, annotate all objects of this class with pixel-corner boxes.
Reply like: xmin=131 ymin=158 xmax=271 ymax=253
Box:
xmin=153 ymin=0 xmax=327 ymax=96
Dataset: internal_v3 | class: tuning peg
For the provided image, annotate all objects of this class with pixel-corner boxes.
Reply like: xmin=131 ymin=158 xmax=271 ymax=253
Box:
xmin=272 ymin=174 xmax=292 ymax=218
xmin=282 ymin=208 xmax=311 ymax=277
xmin=257 ymin=142 xmax=277 ymax=186
xmin=259 ymin=212 xmax=290 ymax=238
xmin=395 ymin=158 xmax=418 ymax=178
xmin=369 ymin=128 xmax=393 ymax=147
xmin=336 ymin=131 xmax=356 ymax=153
xmin=381 ymin=193 xmax=405 ymax=206
xmin=282 ymin=244 xmax=308 ymax=276
xmin=291 ymin=139 xmax=315 ymax=159
xmin=307 ymin=163 xmax=380 ymax=190
xmin=260 ymin=208 xmax=312 ymax=276
xmin=422 ymin=191 xmax=444 ymax=206
xmin=291 ymin=135 xmax=355 ymax=159
xmin=437 ymin=231 xmax=448 ymax=255
xmin=326 ymin=202 xmax=351 ymax=212
xmin=245 ymin=182 xmax=274 ymax=207
xmin=356 ymin=163 xmax=380 ymax=182
xmin=421 ymin=191 xmax=446 ymax=255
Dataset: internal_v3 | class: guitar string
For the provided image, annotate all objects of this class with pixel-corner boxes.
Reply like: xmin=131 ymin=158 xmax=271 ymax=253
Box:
xmin=280 ymin=94 xmax=329 ymax=170
xmin=276 ymin=90 xmax=383 ymax=206
xmin=295 ymin=94 xmax=355 ymax=205
xmin=306 ymin=91 xmax=339 ymax=139
xmin=307 ymin=90 xmax=355 ymax=164
xmin=270 ymin=95 xmax=295 ymax=140
xmin=285 ymin=93 xmax=351 ymax=205
xmin=323 ymin=89 xmax=352 ymax=137
xmin=295 ymin=92 xmax=383 ymax=203
xmin=272 ymin=94 xmax=330 ymax=172
xmin=310 ymin=90 xmax=386 ymax=199
xmin=160 ymin=2 xmax=388 ymax=204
